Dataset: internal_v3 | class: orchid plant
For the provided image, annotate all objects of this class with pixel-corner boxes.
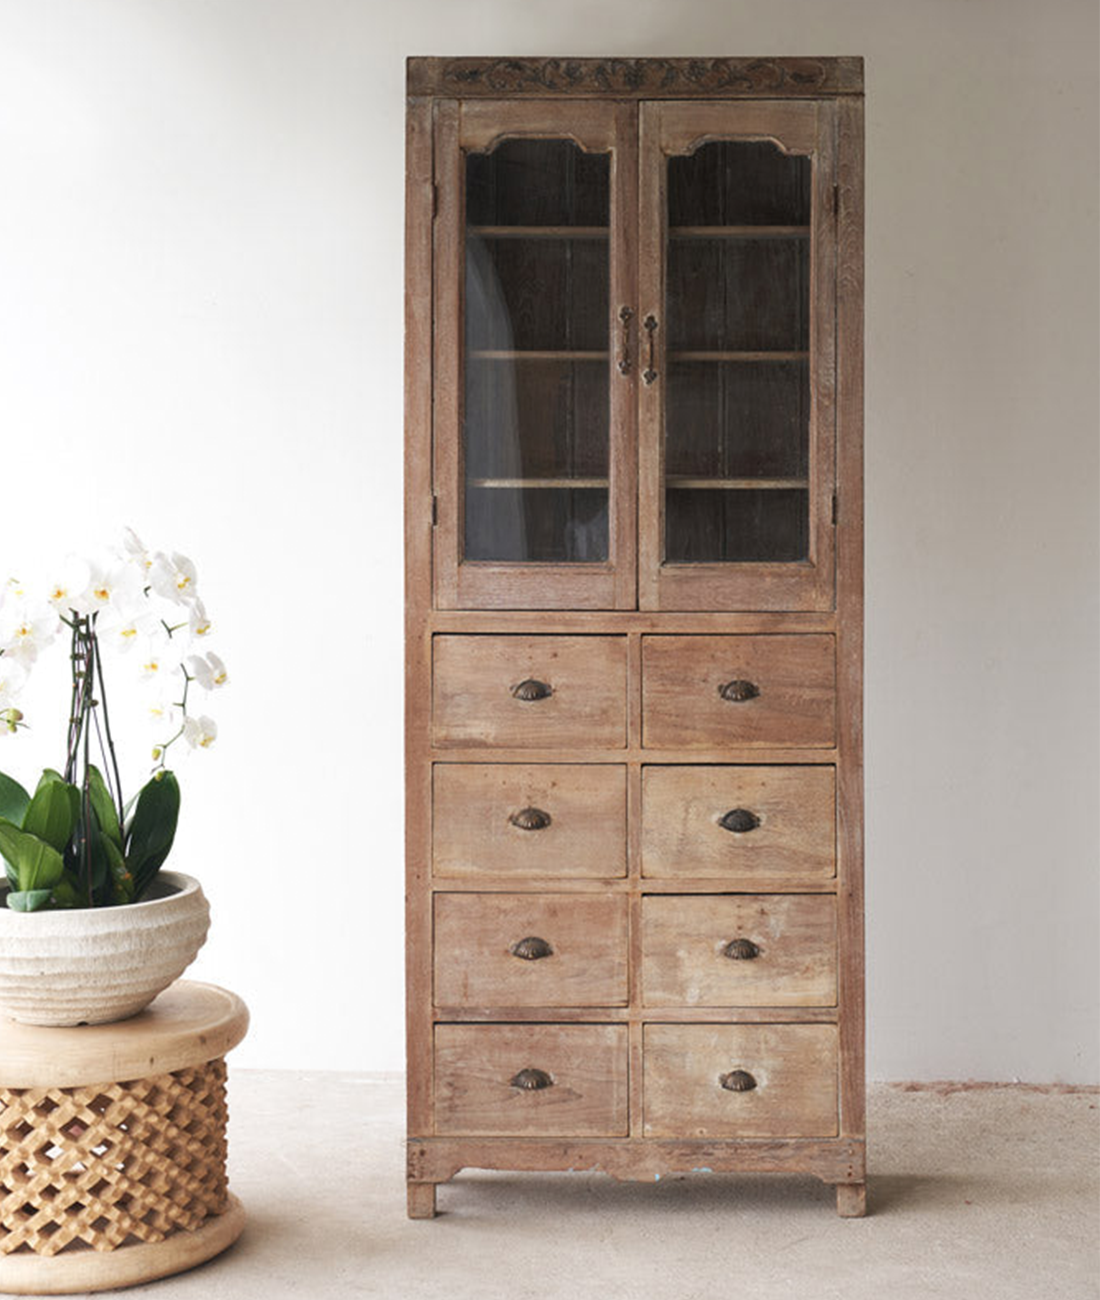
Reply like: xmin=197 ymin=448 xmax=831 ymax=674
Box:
xmin=0 ymin=530 xmax=226 ymax=912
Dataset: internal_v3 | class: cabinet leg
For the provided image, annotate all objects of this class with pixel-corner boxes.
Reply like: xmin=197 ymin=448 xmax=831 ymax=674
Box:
xmin=835 ymin=1182 xmax=867 ymax=1218
xmin=407 ymin=1181 xmax=437 ymax=1219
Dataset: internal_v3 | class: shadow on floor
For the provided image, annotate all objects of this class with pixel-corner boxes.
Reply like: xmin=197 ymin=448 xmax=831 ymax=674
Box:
xmin=435 ymin=1170 xmax=837 ymax=1217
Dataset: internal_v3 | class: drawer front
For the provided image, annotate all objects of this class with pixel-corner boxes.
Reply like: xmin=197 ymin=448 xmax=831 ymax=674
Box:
xmin=641 ymin=766 xmax=835 ymax=880
xmin=642 ymin=635 xmax=835 ymax=749
xmin=643 ymin=1024 xmax=838 ymax=1138
xmin=433 ymin=635 xmax=627 ymax=749
xmin=434 ymin=1024 xmax=629 ymax=1136
xmin=641 ymin=895 xmax=836 ymax=1007
xmin=433 ymin=764 xmax=627 ymax=879
xmin=434 ymin=894 xmax=628 ymax=1008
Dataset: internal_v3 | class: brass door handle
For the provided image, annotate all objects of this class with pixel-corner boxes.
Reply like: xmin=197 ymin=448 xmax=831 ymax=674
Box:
xmin=719 ymin=808 xmax=760 ymax=833
xmin=511 ymin=1068 xmax=553 ymax=1091
xmin=642 ymin=314 xmax=659 ymax=385
xmin=509 ymin=936 xmax=554 ymax=961
xmin=722 ymin=938 xmax=760 ymax=960
xmin=718 ymin=679 xmax=759 ymax=702
xmin=719 ymin=1069 xmax=757 ymax=1092
xmin=509 ymin=807 xmax=552 ymax=832
xmin=512 ymin=678 xmax=553 ymax=701
xmin=617 ymin=305 xmax=634 ymax=375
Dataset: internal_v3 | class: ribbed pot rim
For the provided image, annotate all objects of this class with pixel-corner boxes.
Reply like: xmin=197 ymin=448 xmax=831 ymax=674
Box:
xmin=0 ymin=872 xmax=201 ymax=932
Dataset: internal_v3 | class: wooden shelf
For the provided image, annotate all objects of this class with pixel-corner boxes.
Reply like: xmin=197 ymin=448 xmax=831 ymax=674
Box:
xmin=468 ymin=478 xmax=609 ymax=490
xmin=468 ymin=225 xmax=608 ymax=239
xmin=469 ymin=226 xmax=808 ymax=239
xmin=670 ymin=350 xmax=808 ymax=363
xmin=669 ymin=225 xmax=810 ymax=238
xmin=666 ymin=477 xmax=808 ymax=490
xmin=468 ymin=350 xmax=609 ymax=361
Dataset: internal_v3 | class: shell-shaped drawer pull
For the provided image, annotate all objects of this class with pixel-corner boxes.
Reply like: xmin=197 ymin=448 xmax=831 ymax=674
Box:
xmin=719 ymin=808 xmax=760 ymax=834
xmin=719 ymin=1069 xmax=757 ymax=1092
xmin=512 ymin=678 xmax=553 ymax=702
xmin=509 ymin=806 xmax=552 ymax=832
xmin=722 ymin=938 xmax=760 ymax=961
xmin=511 ymin=1067 xmax=554 ymax=1091
xmin=718 ymin=678 xmax=759 ymax=703
xmin=509 ymin=936 xmax=554 ymax=961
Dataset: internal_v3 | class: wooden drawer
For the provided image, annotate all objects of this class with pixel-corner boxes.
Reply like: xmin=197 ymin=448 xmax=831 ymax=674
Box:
xmin=433 ymin=635 xmax=627 ymax=749
xmin=643 ymin=1024 xmax=838 ymax=1138
xmin=434 ymin=894 xmax=628 ymax=1007
xmin=642 ymin=635 xmax=835 ymax=749
xmin=641 ymin=766 xmax=835 ymax=880
xmin=434 ymin=1024 xmax=629 ymax=1136
xmin=433 ymin=764 xmax=627 ymax=879
xmin=641 ymin=895 xmax=836 ymax=1006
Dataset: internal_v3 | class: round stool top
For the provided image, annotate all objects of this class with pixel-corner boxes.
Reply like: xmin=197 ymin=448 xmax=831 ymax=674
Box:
xmin=0 ymin=980 xmax=248 ymax=1088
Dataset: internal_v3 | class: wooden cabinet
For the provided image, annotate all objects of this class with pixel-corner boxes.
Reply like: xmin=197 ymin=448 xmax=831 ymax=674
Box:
xmin=406 ymin=56 xmax=864 ymax=1219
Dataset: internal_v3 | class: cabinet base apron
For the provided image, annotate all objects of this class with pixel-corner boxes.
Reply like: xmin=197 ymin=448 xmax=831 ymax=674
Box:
xmin=407 ymin=1138 xmax=867 ymax=1218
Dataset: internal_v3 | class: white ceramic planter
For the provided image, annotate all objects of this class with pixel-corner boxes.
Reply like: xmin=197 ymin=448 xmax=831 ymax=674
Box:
xmin=0 ymin=871 xmax=210 ymax=1026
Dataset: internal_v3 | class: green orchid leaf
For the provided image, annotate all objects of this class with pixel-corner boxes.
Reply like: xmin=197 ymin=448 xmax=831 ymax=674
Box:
xmin=23 ymin=774 xmax=80 ymax=854
xmin=6 ymin=889 xmax=54 ymax=912
xmin=0 ymin=819 xmax=65 ymax=893
xmin=50 ymin=876 xmax=84 ymax=909
xmin=126 ymin=771 xmax=180 ymax=900
xmin=101 ymin=833 xmax=134 ymax=905
xmin=121 ymin=789 xmax=139 ymax=832
xmin=83 ymin=812 xmax=111 ymax=902
xmin=88 ymin=766 xmax=123 ymax=850
xmin=0 ymin=770 xmax=28 ymax=892
xmin=0 ymin=771 xmax=30 ymax=827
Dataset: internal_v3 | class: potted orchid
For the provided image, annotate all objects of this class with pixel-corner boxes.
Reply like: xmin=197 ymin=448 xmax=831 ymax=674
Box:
xmin=0 ymin=529 xmax=226 ymax=1025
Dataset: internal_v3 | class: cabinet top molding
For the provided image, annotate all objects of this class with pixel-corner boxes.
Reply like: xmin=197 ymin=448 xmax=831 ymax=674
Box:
xmin=408 ymin=56 xmax=863 ymax=99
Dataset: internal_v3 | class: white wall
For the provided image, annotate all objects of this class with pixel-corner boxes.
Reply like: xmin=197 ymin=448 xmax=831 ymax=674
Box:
xmin=0 ymin=0 xmax=1096 ymax=1082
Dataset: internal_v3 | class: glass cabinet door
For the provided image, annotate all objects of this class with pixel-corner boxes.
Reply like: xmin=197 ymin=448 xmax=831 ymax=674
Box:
xmin=433 ymin=101 xmax=636 ymax=610
xmin=638 ymin=101 xmax=837 ymax=611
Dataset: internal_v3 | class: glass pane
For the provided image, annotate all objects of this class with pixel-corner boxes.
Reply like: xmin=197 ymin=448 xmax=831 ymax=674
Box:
xmin=463 ymin=140 xmax=610 ymax=564
xmin=664 ymin=141 xmax=811 ymax=564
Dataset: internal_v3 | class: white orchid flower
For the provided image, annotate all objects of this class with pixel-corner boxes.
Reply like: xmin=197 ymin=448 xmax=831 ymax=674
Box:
xmin=0 ymin=656 xmax=28 ymax=706
xmin=186 ymin=651 xmax=228 ymax=690
xmin=121 ymin=527 xmax=153 ymax=574
xmin=104 ymin=607 xmax=162 ymax=654
xmin=77 ymin=556 xmax=147 ymax=631
xmin=150 ymin=552 xmax=199 ymax=605
xmin=0 ymin=602 xmax=60 ymax=667
xmin=188 ymin=599 xmax=212 ymax=639
xmin=183 ymin=714 xmax=217 ymax=749
xmin=147 ymin=697 xmax=180 ymax=728
xmin=46 ymin=557 xmax=95 ymax=616
xmin=138 ymin=630 xmax=178 ymax=676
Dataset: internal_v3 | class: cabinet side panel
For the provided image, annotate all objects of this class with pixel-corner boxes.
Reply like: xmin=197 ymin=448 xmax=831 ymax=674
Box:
xmin=835 ymin=96 xmax=865 ymax=1147
xmin=406 ymin=95 xmax=435 ymax=1136
xmin=809 ymin=101 xmax=837 ymax=608
xmin=432 ymin=100 xmax=461 ymax=609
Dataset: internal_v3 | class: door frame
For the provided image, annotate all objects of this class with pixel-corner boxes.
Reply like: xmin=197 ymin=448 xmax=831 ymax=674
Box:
xmin=637 ymin=100 xmax=838 ymax=612
xmin=432 ymin=99 xmax=639 ymax=610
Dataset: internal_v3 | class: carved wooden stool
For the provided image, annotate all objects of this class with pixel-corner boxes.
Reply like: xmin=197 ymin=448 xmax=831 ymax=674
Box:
xmin=0 ymin=980 xmax=248 ymax=1294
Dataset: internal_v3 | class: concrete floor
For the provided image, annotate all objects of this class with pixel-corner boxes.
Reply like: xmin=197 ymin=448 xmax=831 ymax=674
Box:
xmin=13 ymin=1075 xmax=1099 ymax=1300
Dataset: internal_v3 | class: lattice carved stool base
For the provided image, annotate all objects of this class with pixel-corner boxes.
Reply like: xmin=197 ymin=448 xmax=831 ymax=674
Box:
xmin=0 ymin=981 xmax=248 ymax=1294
